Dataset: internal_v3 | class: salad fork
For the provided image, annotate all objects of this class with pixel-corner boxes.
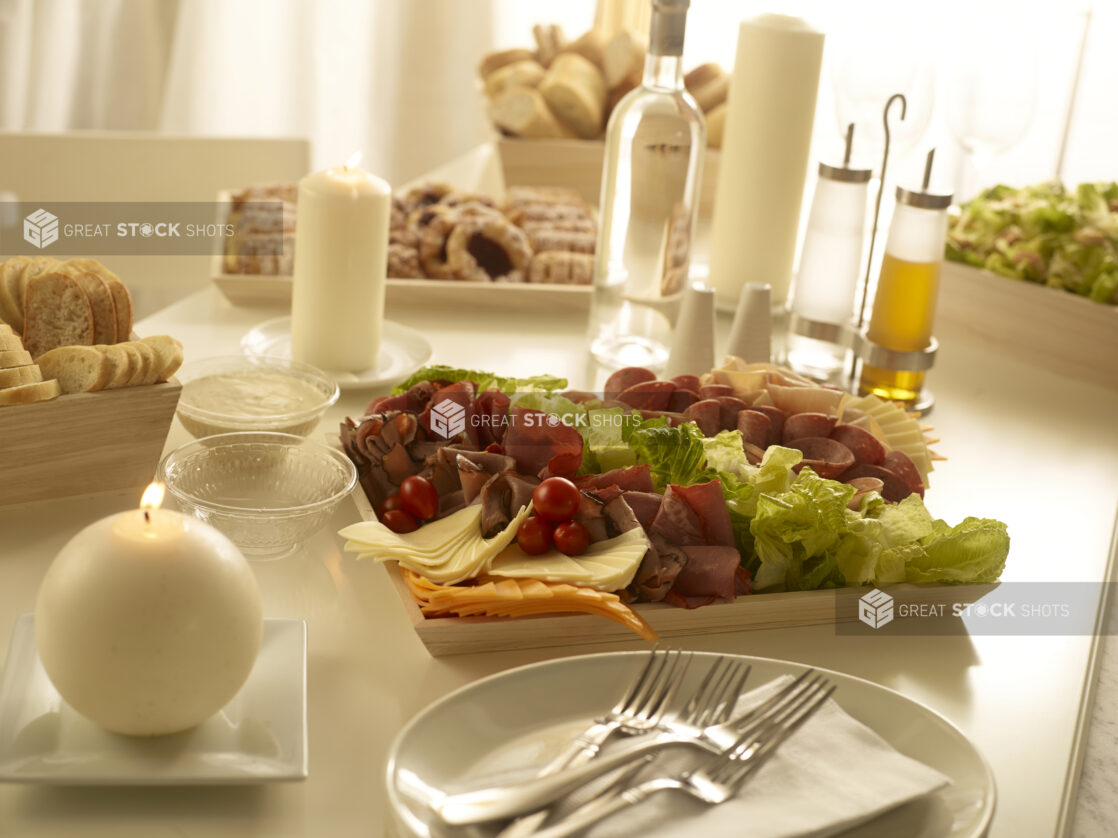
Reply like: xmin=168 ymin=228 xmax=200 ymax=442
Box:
xmin=526 ymin=676 xmax=837 ymax=838
xmin=498 ymin=656 xmax=751 ymax=838
xmin=435 ymin=670 xmax=822 ymax=827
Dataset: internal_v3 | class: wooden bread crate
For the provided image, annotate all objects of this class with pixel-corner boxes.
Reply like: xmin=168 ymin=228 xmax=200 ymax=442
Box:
xmin=0 ymin=377 xmax=180 ymax=506
xmin=936 ymin=260 xmax=1118 ymax=391
xmin=496 ymin=137 xmax=721 ymax=219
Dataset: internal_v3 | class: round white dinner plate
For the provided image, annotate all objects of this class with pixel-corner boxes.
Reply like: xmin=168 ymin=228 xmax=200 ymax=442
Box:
xmin=386 ymin=651 xmax=995 ymax=838
xmin=241 ymin=316 xmax=432 ymax=391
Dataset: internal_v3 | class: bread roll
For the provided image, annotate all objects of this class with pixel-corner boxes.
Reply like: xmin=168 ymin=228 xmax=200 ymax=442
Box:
xmin=478 ymin=48 xmax=536 ymax=79
xmin=484 ymin=59 xmax=546 ymax=99
xmin=538 ymin=53 xmax=607 ymax=139
xmin=603 ymin=28 xmax=646 ymax=90
xmin=561 ymin=29 xmax=607 ymax=72
xmin=532 ymin=24 xmax=567 ymax=68
xmin=706 ymin=103 xmax=726 ymax=148
xmin=684 ymin=63 xmax=728 ymax=113
xmin=489 ymin=87 xmax=575 ymax=139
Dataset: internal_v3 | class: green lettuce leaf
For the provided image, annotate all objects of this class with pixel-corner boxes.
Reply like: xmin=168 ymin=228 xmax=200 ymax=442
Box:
xmin=391 ymin=365 xmax=567 ymax=395
xmin=904 ymin=517 xmax=1010 ymax=584
xmin=630 ymin=421 xmax=711 ymax=490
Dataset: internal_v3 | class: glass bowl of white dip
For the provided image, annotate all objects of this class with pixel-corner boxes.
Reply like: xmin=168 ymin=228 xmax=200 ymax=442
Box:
xmin=175 ymin=356 xmax=340 ymax=438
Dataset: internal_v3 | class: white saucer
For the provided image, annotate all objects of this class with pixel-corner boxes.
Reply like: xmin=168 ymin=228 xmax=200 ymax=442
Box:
xmin=241 ymin=316 xmax=433 ymax=391
xmin=0 ymin=616 xmax=307 ymax=785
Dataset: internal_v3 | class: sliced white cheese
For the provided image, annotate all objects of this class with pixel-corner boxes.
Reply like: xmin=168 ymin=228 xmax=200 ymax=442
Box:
xmin=339 ymin=506 xmax=484 ymax=556
xmin=487 ymin=527 xmax=649 ymax=592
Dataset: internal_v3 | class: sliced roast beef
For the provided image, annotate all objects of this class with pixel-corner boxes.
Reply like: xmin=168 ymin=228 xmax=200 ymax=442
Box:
xmin=382 ymin=442 xmax=416 ymax=482
xmin=621 ymin=491 xmax=663 ymax=530
xmin=502 ymin=407 xmax=584 ymax=478
xmin=631 ymin=533 xmax=687 ymax=602
xmin=477 ymin=471 xmax=539 ymax=538
xmin=653 ymin=481 xmax=735 ymax=547
xmin=602 ymin=495 xmax=642 ymax=535
xmin=474 ymin=389 xmax=512 ymax=446
xmin=577 ymin=465 xmax=655 ymax=493
xmin=666 ymin=546 xmax=741 ymax=607
xmin=574 ymin=493 xmax=609 ymax=542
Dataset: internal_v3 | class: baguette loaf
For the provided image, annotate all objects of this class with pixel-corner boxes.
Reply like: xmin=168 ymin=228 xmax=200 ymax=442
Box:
xmin=684 ymin=63 xmax=728 ymax=113
xmin=484 ymin=60 xmax=546 ymax=99
xmin=603 ymin=28 xmax=646 ymax=91
xmin=532 ymin=23 xmax=566 ymax=68
xmin=478 ymin=48 xmax=536 ymax=79
xmin=706 ymin=103 xmax=726 ymax=148
xmin=561 ymin=29 xmax=607 ymax=72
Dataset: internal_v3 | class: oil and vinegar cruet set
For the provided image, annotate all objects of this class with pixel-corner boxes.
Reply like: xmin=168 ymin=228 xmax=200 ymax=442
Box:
xmin=786 ymin=93 xmax=951 ymax=413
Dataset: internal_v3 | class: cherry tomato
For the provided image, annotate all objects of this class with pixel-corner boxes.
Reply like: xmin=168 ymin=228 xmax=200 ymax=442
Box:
xmin=382 ymin=509 xmax=420 ymax=534
xmin=517 ymin=516 xmax=554 ymax=556
xmin=532 ymin=477 xmax=580 ymax=523
xmin=399 ymin=475 xmax=439 ymax=521
xmin=485 ymin=443 xmax=505 ymax=454
xmin=553 ymin=520 xmax=590 ymax=556
xmin=377 ymin=494 xmax=405 ymax=519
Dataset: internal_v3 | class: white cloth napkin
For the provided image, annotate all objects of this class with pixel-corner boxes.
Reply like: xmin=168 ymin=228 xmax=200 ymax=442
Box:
xmin=553 ymin=676 xmax=951 ymax=838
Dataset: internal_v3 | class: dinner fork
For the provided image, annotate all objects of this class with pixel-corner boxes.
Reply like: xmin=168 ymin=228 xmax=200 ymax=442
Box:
xmin=435 ymin=670 xmax=820 ymax=826
xmin=527 ymin=676 xmax=837 ymax=838
xmin=538 ymin=645 xmax=692 ymax=775
xmin=498 ymin=657 xmax=751 ymax=838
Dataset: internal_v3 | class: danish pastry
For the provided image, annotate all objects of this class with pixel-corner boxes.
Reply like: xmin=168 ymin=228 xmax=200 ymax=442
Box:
xmin=387 ymin=243 xmax=421 ymax=278
xmin=417 ymin=207 xmax=460 ymax=279
xmin=445 ymin=217 xmax=532 ymax=282
xmin=403 ymin=182 xmax=453 ymax=213
xmin=527 ymin=251 xmax=594 ymax=285
xmin=526 ymin=228 xmax=596 ymax=255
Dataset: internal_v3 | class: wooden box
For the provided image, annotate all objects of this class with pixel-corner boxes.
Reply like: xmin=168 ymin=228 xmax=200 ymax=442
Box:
xmin=496 ymin=137 xmax=721 ymax=219
xmin=936 ymin=261 xmax=1118 ymax=390
xmin=0 ymin=379 xmax=181 ymax=506
xmin=350 ymin=485 xmax=996 ymax=657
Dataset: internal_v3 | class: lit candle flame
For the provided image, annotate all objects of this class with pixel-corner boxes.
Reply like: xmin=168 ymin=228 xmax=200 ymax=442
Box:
xmin=141 ymin=482 xmax=165 ymax=512
xmin=345 ymin=150 xmax=362 ymax=169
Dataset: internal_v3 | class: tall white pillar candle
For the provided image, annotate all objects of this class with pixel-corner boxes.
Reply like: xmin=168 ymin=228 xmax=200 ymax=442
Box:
xmin=291 ymin=159 xmax=390 ymax=373
xmin=707 ymin=15 xmax=824 ymax=309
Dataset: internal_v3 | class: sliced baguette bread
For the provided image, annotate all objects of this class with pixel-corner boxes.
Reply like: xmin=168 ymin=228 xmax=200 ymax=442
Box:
xmin=128 ymin=342 xmax=156 ymax=386
xmin=21 ymin=273 xmax=94 ymax=359
xmin=140 ymin=335 xmax=184 ymax=381
xmin=95 ymin=344 xmax=128 ymax=389
xmin=102 ymin=276 xmax=133 ymax=342
xmin=0 ymin=257 xmax=31 ymax=329
xmin=34 ymin=346 xmax=110 ymax=394
xmin=71 ymin=272 xmax=118 ymax=344
xmin=0 ymin=365 xmax=42 ymax=389
xmin=0 ymin=379 xmax=60 ymax=406
xmin=0 ymin=349 xmax=33 ymax=368
xmin=114 ymin=343 xmax=143 ymax=388
xmin=0 ymin=333 xmax=25 ymax=352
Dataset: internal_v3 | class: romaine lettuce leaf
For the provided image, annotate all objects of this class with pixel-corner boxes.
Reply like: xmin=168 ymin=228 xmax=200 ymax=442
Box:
xmin=392 ymin=365 xmax=567 ymax=395
xmin=630 ymin=421 xmax=711 ymax=490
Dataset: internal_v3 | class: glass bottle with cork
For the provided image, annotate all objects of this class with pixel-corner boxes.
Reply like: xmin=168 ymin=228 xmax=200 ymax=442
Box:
xmin=858 ymin=150 xmax=951 ymax=408
xmin=589 ymin=0 xmax=705 ymax=371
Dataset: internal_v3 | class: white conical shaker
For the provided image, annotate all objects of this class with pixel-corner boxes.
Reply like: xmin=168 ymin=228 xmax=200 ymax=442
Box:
xmin=726 ymin=282 xmax=772 ymax=363
xmin=665 ymin=284 xmax=716 ymax=378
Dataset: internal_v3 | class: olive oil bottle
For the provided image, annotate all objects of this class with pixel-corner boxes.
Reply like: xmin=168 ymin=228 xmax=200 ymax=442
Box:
xmin=859 ymin=182 xmax=951 ymax=404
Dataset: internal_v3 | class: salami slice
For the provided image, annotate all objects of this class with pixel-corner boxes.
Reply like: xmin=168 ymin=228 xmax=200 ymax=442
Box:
xmin=748 ymin=405 xmax=787 ymax=447
xmin=616 ymin=379 xmax=675 ymax=411
xmin=838 ymin=463 xmax=911 ymax=503
xmin=683 ymin=398 xmax=721 ymax=437
xmin=670 ymin=374 xmax=702 ymax=392
xmin=786 ymin=436 xmax=854 ymax=479
xmin=717 ymin=396 xmax=752 ymax=431
xmin=882 ymin=450 xmax=925 ymax=498
xmin=667 ymin=388 xmax=700 ymax=413
xmin=846 ymin=476 xmax=884 ymax=510
xmin=830 ymin=423 xmax=886 ymax=465
xmin=604 ymin=367 xmax=657 ymax=399
xmin=736 ymin=409 xmax=772 ymax=450
xmin=698 ymin=383 xmax=734 ymax=400
xmin=782 ymin=412 xmax=837 ymax=444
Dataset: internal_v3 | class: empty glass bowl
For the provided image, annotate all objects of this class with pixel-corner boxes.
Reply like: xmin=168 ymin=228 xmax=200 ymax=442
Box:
xmin=159 ymin=432 xmax=357 ymax=560
xmin=175 ymin=356 xmax=340 ymax=438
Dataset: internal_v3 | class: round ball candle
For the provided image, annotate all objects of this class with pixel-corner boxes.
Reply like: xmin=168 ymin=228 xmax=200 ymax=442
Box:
xmin=290 ymin=153 xmax=390 ymax=374
xmin=34 ymin=484 xmax=263 ymax=737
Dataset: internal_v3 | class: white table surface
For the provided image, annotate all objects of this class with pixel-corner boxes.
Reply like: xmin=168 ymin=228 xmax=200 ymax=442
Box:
xmin=2 ymin=147 xmax=1117 ymax=837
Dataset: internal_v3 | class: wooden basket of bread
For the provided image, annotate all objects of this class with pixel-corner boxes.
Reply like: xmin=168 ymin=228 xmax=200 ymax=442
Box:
xmin=480 ymin=23 xmax=724 ymax=213
xmin=0 ymin=256 xmax=183 ymax=505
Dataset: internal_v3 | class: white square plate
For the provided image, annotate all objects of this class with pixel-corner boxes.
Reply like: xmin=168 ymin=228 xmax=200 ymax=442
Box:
xmin=0 ymin=615 xmax=308 ymax=785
